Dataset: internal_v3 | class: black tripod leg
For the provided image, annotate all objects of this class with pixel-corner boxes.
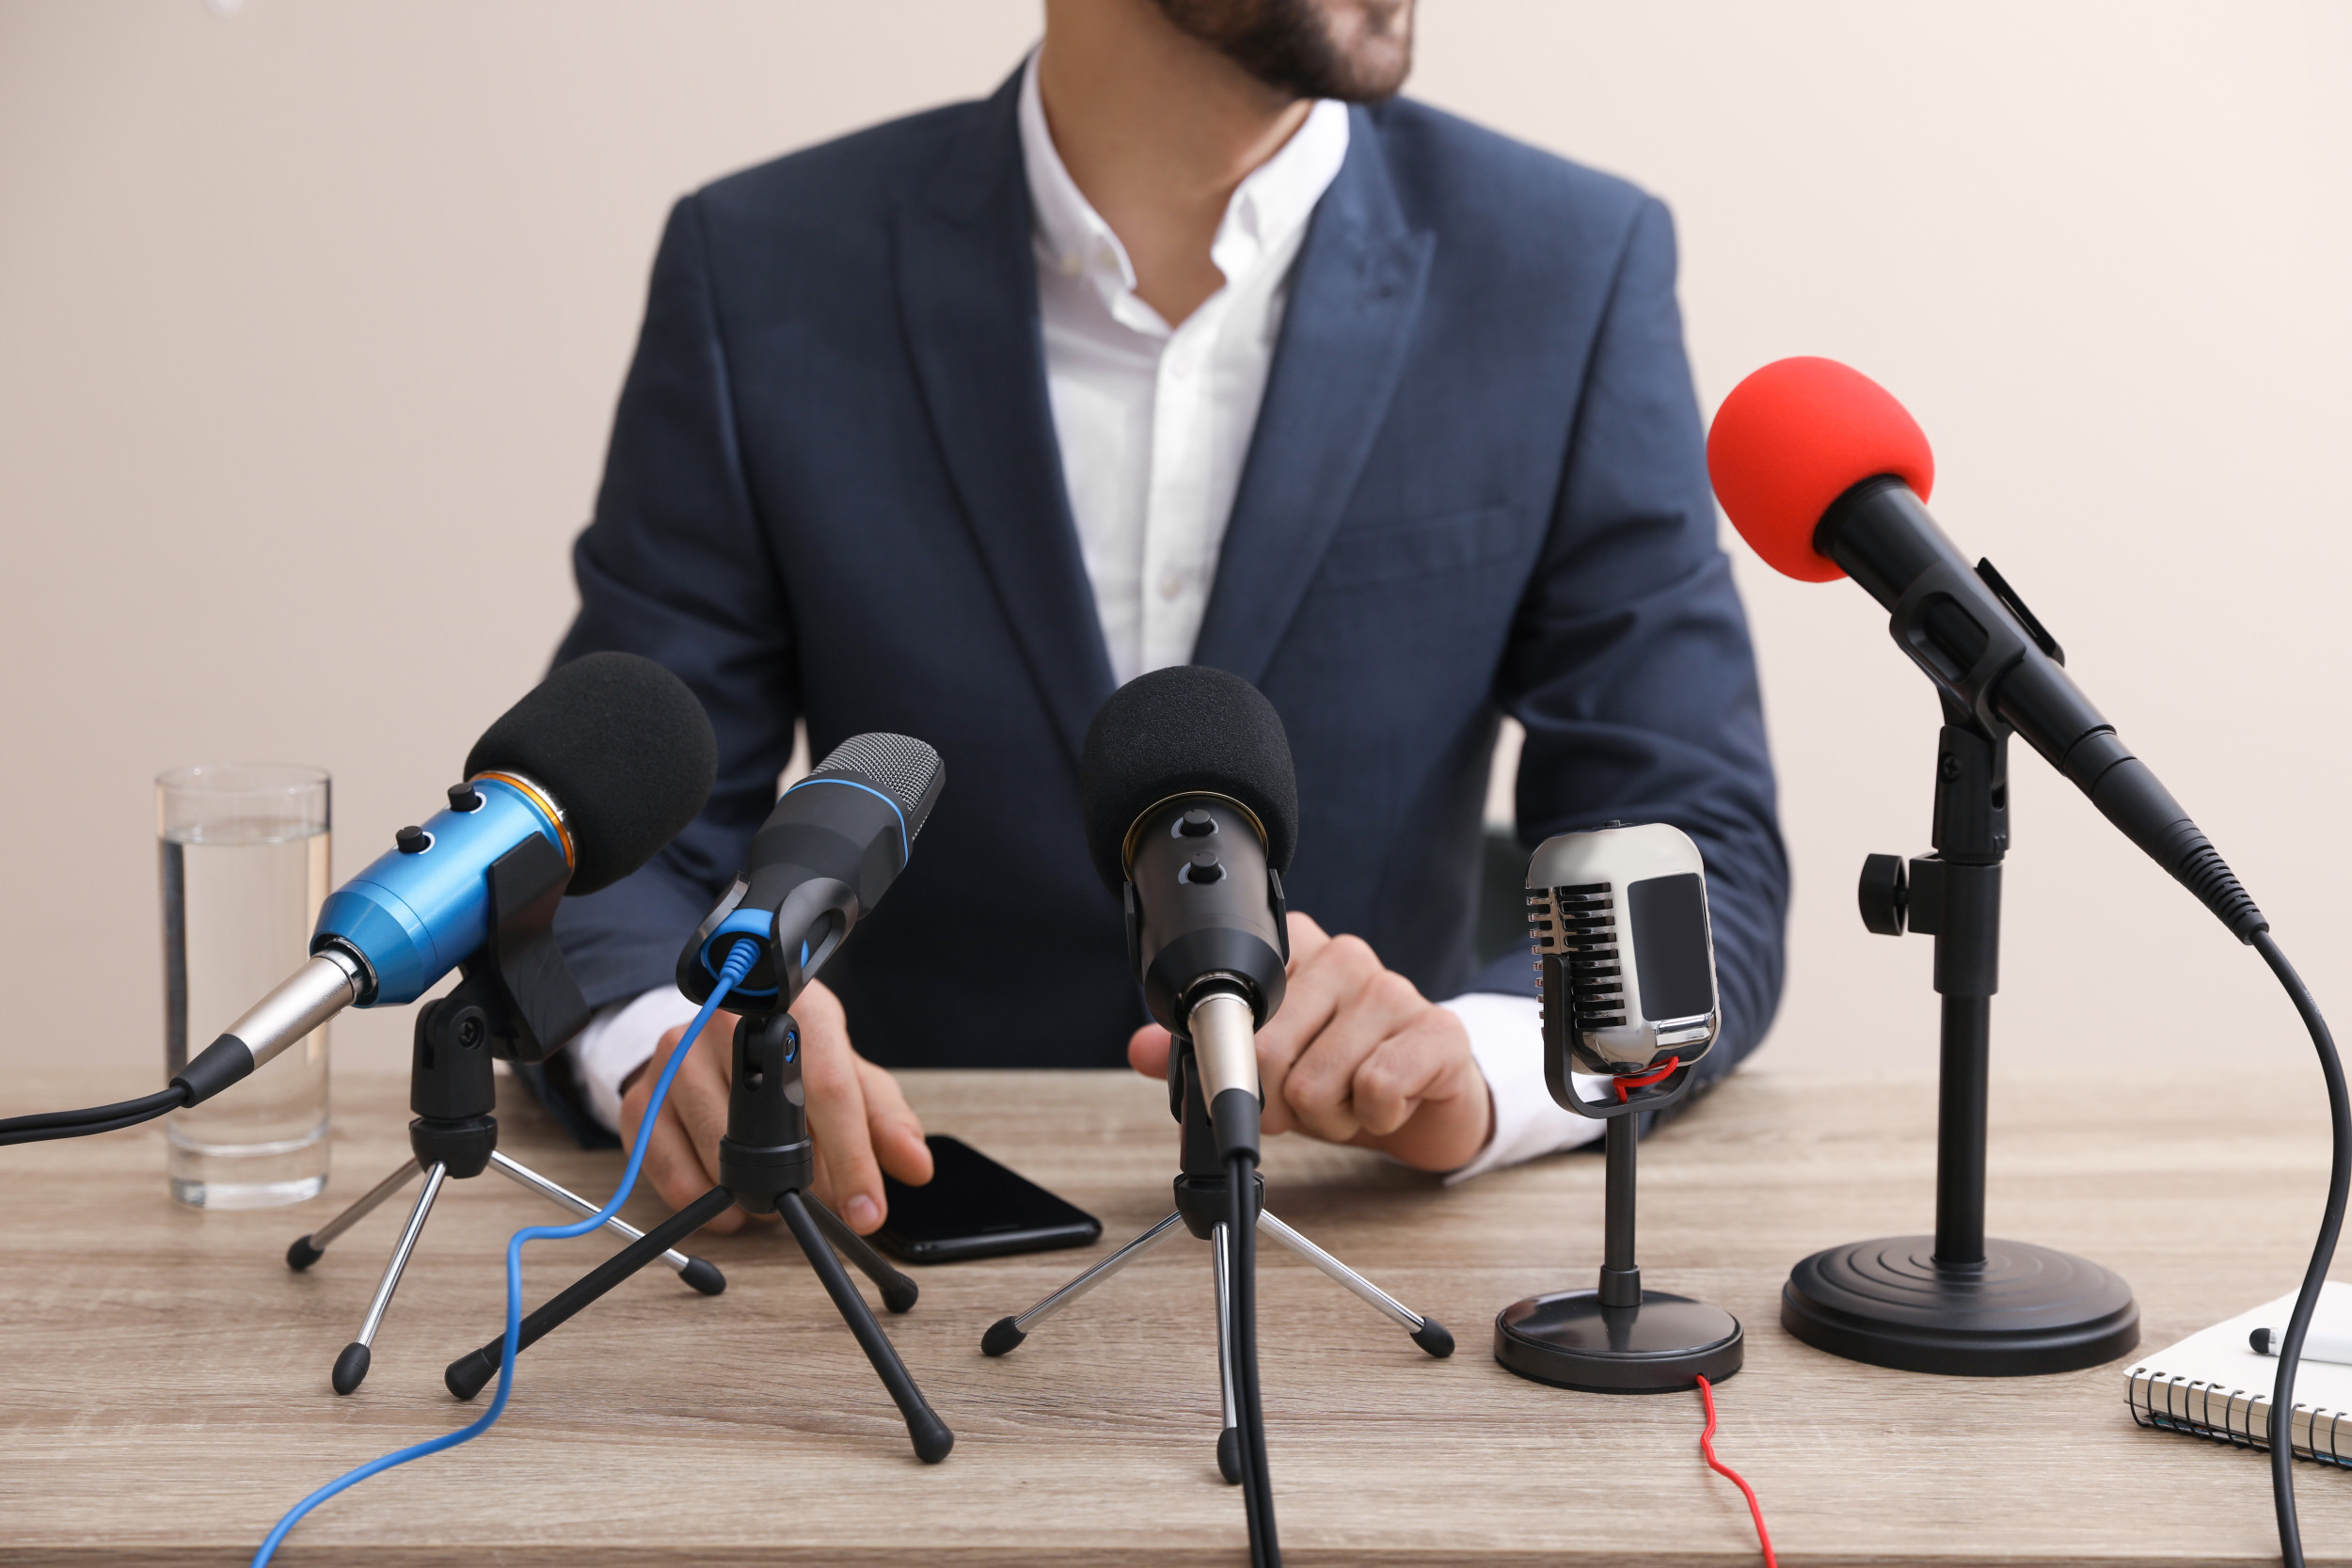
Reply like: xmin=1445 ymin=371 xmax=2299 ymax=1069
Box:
xmin=444 ymin=1184 xmax=736 ymax=1401
xmin=806 ymin=1195 xmax=919 ymax=1313
xmin=778 ymin=1190 xmax=954 ymax=1464
xmin=1214 ymin=1221 xmax=1243 ymax=1485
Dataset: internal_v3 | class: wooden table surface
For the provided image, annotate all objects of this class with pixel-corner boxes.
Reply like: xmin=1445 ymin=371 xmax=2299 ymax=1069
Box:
xmin=3 ymin=1057 xmax=2348 ymax=1565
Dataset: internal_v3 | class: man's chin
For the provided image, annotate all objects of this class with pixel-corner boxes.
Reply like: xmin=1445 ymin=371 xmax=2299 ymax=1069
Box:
xmin=1155 ymin=0 xmax=1416 ymax=104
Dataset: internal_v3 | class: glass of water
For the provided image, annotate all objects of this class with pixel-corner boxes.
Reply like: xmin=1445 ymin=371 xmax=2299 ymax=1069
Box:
xmin=158 ymin=764 xmax=331 ymax=1208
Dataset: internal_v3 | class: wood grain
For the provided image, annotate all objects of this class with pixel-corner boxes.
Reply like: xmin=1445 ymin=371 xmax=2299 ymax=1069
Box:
xmin=2 ymin=1058 xmax=2347 ymax=1564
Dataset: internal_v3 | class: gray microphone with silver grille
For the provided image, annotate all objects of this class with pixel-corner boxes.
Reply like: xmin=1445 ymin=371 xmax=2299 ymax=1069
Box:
xmin=1496 ymin=819 xmax=1743 ymax=1394
xmin=1526 ymin=820 xmax=1720 ymax=1116
xmin=676 ymin=733 xmax=945 ymax=1016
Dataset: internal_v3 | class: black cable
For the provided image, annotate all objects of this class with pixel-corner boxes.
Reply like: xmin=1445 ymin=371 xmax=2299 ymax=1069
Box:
xmin=1228 ymin=1150 xmax=1278 ymax=1568
xmin=0 ymin=1085 xmax=188 ymax=1135
xmin=2252 ymin=928 xmax=2347 ymax=1568
xmin=0 ymin=1086 xmax=187 ymax=1147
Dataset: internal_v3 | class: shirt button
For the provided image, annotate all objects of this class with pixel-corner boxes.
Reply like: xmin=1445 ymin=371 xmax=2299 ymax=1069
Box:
xmin=1158 ymin=570 xmax=1184 ymax=601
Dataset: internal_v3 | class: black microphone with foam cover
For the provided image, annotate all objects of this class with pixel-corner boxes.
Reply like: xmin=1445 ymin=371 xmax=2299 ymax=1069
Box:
xmin=1082 ymin=666 xmax=1298 ymax=1170
xmin=1082 ymin=667 xmax=1304 ymax=1560
xmin=1081 ymin=665 xmax=1297 ymax=1035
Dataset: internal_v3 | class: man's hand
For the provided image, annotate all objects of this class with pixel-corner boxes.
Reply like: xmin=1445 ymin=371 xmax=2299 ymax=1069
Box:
xmin=1126 ymin=912 xmax=1494 ymax=1172
xmin=617 ymin=978 xmax=933 ymax=1234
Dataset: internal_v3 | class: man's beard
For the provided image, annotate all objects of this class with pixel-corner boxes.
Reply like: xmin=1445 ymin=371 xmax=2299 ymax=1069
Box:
xmin=1153 ymin=0 xmax=1414 ymax=103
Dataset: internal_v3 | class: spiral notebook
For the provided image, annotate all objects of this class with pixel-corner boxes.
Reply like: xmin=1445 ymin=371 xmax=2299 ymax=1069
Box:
xmin=2128 ymin=1284 xmax=2352 ymax=1465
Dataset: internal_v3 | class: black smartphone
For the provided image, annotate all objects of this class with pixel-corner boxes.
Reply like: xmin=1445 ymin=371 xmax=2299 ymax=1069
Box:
xmin=874 ymin=1134 xmax=1102 ymax=1264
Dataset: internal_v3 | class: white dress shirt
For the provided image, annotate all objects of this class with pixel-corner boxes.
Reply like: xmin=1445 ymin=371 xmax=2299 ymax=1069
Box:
xmin=569 ymin=55 xmax=1605 ymax=1179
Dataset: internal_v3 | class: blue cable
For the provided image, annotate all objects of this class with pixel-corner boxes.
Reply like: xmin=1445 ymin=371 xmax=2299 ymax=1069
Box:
xmin=252 ymin=937 xmax=762 ymax=1566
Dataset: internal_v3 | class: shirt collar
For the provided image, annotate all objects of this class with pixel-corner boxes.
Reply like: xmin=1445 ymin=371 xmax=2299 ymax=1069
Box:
xmin=1017 ymin=48 xmax=1349 ymax=335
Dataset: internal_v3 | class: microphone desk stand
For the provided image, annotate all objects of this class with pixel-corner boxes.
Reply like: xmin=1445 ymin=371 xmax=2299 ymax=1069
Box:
xmin=1494 ymin=1063 xmax=1743 ymax=1391
xmin=1779 ymin=702 xmax=2139 ymax=1374
xmin=437 ymin=1008 xmax=954 ymax=1465
xmin=285 ymin=830 xmax=724 ymax=1396
xmin=982 ymin=1038 xmax=1454 ymax=1484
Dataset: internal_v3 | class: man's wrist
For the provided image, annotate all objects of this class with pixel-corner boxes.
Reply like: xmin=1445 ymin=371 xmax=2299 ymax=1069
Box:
xmin=1440 ymin=991 xmax=1606 ymax=1182
xmin=571 ymin=987 xmax=707 ymax=1132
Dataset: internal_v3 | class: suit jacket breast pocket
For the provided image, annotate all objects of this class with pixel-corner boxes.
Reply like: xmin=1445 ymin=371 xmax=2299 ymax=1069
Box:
xmin=1305 ymin=504 xmax=1528 ymax=597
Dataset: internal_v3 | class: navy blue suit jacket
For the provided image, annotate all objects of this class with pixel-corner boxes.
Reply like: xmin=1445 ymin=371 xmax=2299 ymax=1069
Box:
xmin=550 ymin=72 xmax=1788 ymax=1094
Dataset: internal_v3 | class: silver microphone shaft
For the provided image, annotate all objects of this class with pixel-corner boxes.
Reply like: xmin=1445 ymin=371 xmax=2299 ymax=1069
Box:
xmin=1190 ymin=989 xmax=1263 ymax=1161
xmin=175 ymin=949 xmax=365 ymax=1105
xmin=1191 ymin=990 xmax=1260 ymax=1104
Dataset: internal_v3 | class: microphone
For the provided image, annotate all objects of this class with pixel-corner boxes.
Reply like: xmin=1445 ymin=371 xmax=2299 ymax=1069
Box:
xmin=1525 ymin=822 xmax=1719 ymax=1112
xmin=1078 ymin=663 xmax=1301 ymax=1566
xmin=1707 ymin=356 xmax=2265 ymax=942
xmin=1079 ymin=664 xmax=1297 ymax=1162
xmin=675 ymin=733 xmax=945 ymax=1017
xmin=176 ymin=652 xmax=717 ymax=1107
xmin=1497 ymin=820 xmax=1746 ymax=1394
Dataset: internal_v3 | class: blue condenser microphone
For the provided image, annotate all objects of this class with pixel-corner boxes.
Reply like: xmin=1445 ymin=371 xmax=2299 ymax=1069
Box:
xmin=676 ymin=733 xmax=945 ymax=1016
xmin=171 ymin=652 xmax=717 ymax=1106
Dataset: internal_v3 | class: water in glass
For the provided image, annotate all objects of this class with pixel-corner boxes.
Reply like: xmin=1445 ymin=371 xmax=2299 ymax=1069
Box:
xmin=159 ymin=766 xmax=331 ymax=1207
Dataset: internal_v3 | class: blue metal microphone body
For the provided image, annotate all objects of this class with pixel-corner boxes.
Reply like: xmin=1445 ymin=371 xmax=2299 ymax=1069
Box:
xmin=313 ymin=774 xmax=571 ymax=1006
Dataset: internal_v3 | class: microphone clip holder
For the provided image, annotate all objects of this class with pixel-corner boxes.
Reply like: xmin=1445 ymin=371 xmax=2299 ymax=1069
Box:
xmin=982 ymin=1034 xmax=1455 ymax=1486
xmin=284 ymin=831 xmax=727 ymax=1397
xmin=1494 ymin=1059 xmax=1745 ymax=1393
xmin=437 ymin=1008 xmax=954 ymax=1465
xmin=1781 ymin=703 xmax=2140 ymax=1375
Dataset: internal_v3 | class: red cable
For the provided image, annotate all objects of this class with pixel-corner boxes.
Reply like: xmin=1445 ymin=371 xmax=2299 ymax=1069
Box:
xmin=1613 ymin=1056 xmax=1681 ymax=1101
xmin=1695 ymin=1374 xmax=1776 ymax=1567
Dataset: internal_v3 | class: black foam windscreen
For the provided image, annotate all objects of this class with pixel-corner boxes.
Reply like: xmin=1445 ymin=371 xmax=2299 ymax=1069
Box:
xmin=807 ymin=733 xmax=946 ymax=840
xmin=1080 ymin=665 xmax=1298 ymax=891
xmin=464 ymin=651 xmax=718 ymax=895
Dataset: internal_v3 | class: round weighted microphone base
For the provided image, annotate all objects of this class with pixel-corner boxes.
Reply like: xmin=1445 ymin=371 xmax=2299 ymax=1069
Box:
xmin=1496 ymin=1289 xmax=1741 ymax=1393
xmin=1805 ymin=708 xmax=2137 ymax=1380
xmin=1782 ymin=1235 xmax=2139 ymax=1377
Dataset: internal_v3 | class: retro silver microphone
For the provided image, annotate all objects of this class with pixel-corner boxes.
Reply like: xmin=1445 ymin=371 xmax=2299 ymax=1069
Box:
xmin=1496 ymin=820 xmax=1744 ymax=1395
xmin=1525 ymin=821 xmax=1720 ymax=1110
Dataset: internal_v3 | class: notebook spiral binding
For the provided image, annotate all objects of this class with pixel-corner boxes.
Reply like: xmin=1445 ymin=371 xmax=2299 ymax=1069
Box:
xmin=2127 ymin=1369 xmax=2352 ymax=1466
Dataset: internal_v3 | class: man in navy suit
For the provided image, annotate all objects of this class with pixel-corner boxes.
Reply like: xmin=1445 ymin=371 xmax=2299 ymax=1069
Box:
xmin=547 ymin=0 xmax=1787 ymax=1235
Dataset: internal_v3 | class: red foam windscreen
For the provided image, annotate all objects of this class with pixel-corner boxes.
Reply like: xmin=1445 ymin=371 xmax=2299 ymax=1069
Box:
xmin=1706 ymin=356 xmax=1935 ymax=583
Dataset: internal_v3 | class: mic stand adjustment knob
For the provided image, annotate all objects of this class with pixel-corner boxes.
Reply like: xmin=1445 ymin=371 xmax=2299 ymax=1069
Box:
xmin=1859 ymin=853 xmax=1910 ymax=935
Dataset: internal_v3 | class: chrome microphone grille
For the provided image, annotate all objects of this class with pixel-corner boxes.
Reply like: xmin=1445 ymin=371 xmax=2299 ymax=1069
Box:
xmin=1529 ymin=881 xmax=1627 ymax=1032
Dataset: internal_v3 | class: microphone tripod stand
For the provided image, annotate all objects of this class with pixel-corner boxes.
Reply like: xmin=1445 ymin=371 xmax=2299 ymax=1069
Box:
xmin=284 ymin=832 xmax=724 ymax=1396
xmin=1780 ymin=700 xmax=2139 ymax=1374
xmin=982 ymin=1037 xmax=1454 ymax=1484
xmin=437 ymin=1008 xmax=954 ymax=1465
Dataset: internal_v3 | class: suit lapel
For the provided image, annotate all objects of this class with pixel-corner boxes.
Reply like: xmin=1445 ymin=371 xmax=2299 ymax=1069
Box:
xmin=895 ymin=73 xmax=1115 ymax=768
xmin=1191 ymin=107 xmax=1436 ymax=687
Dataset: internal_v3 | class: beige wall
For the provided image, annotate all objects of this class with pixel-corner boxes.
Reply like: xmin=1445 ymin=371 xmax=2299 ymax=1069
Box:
xmin=2 ymin=1 xmax=2344 ymax=1086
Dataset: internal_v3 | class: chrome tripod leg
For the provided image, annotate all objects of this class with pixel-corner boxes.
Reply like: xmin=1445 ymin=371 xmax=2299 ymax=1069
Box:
xmin=1213 ymin=1221 xmax=1242 ymax=1486
xmin=285 ymin=1158 xmax=421 ymax=1271
xmin=1259 ymin=1208 xmax=1454 ymax=1357
xmin=485 ymin=1150 xmax=724 ymax=1295
xmin=332 ymin=1162 xmax=451 ymax=1395
xmin=981 ymin=1211 xmax=1188 ymax=1355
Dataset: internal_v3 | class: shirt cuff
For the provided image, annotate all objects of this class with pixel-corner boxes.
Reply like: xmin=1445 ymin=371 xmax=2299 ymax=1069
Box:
xmin=569 ymin=986 xmax=707 ymax=1133
xmin=1439 ymin=991 xmax=1607 ymax=1183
